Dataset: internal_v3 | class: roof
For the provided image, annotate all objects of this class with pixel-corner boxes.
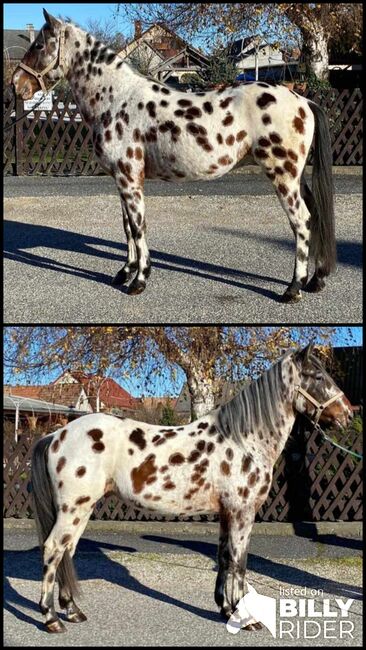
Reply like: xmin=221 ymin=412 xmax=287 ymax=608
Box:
xmin=4 ymin=394 xmax=86 ymax=415
xmin=53 ymin=371 xmax=140 ymax=410
xmin=4 ymin=29 xmax=39 ymax=60
xmin=120 ymin=22 xmax=208 ymax=64
xmin=4 ymin=384 xmax=85 ymax=408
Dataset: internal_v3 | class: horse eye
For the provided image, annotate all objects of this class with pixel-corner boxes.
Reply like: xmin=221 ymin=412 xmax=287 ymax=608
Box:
xmin=35 ymin=42 xmax=43 ymax=50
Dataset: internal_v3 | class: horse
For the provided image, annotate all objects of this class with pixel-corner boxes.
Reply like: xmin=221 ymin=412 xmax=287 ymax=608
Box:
xmin=12 ymin=10 xmax=336 ymax=302
xmin=31 ymin=344 xmax=352 ymax=633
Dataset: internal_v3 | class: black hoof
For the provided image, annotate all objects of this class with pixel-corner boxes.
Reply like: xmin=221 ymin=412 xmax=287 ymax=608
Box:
xmin=220 ymin=606 xmax=232 ymax=620
xmin=306 ymin=275 xmax=326 ymax=293
xmin=243 ymin=621 xmax=263 ymax=631
xmin=281 ymin=289 xmax=302 ymax=303
xmin=66 ymin=610 xmax=87 ymax=623
xmin=127 ymin=279 xmax=146 ymax=295
xmin=45 ymin=618 xmax=67 ymax=633
xmin=111 ymin=267 xmax=134 ymax=286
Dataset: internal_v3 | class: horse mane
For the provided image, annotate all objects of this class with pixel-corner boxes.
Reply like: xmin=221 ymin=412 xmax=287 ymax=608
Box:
xmin=216 ymin=351 xmax=294 ymax=445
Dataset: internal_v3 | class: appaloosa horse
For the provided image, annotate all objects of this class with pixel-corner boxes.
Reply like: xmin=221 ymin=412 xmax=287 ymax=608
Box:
xmin=12 ymin=10 xmax=336 ymax=301
xmin=31 ymin=345 xmax=352 ymax=632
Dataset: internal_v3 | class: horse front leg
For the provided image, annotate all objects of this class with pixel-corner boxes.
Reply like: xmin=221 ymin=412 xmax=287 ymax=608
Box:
xmin=111 ymin=194 xmax=138 ymax=286
xmin=112 ymin=172 xmax=151 ymax=295
xmin=219 ymin=505 xmax=262 ymax=630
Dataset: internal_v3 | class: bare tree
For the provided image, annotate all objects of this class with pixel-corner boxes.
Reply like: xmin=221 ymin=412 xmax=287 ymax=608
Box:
xmin=84 ymin=17 xmax=128 ymax=52
xmin=4 ymin=326 xmax=342 ymax=421
xmin=116 ymin=3 xmax=363 ymax=81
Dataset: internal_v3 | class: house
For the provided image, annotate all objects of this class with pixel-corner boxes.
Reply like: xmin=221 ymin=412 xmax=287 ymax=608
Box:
xmin=52 ymin=370 xmax=141 ymax=417
xmin=4 ymin=371 xmax=141 ymax=436
xmin=3 ymin=24 xmax=37 ymax=83
xmin=230 ymin=36 xmax=299 ymax=82
xmin=119 ymin=21 xmax=209 ymax=86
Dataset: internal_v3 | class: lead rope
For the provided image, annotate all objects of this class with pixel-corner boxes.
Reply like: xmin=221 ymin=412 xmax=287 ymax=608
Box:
xmin=313 ymin=422 xmax=363 ymax=461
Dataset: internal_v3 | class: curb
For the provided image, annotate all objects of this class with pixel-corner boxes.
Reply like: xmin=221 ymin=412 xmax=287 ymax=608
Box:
xmin=3 ymin=518 xmax=362 ymax=537
xmin=230 ymin=164 xmax=363 ymax=176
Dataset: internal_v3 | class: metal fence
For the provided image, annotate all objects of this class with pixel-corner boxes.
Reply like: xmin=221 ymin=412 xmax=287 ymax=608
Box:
xmin=3 ymin=85 xmax=363 ymax=176
xmin=3 ymin=418 xmax=362 ymax=522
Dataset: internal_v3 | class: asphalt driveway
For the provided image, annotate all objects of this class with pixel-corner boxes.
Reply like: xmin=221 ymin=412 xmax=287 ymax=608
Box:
xmin=4 ymin=169 xmax=362 ymax=324
xmin=4 ymin=520 xmax=363 ymax=647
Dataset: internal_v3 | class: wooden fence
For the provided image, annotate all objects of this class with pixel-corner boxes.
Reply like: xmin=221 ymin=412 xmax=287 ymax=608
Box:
xmin=3 ymin=85 xmax=363 ymax=176
xmin=3 ymin=418 xmax=362 ymax=521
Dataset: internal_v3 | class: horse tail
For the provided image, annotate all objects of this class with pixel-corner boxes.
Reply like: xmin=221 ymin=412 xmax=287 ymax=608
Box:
xmin=32 ymin=435 xmax=80 ymax=598
xmin=306 ymin=99 xmax=336 ymax=275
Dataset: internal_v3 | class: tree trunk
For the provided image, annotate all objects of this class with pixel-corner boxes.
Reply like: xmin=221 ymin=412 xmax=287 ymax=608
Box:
xmin=187 ymin=372 xmax=215 ymax=421
xmin=302 ymin=29 xmax=329 ymax=81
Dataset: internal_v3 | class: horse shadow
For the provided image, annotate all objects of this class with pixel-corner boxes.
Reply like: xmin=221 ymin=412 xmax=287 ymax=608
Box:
xmin=4 ymin=537 xmax=222 ymax=632
xmin=4 ymin=219 xmax=288 ymax=302
xmin=141 ymin=534 xmax=363 ymax=602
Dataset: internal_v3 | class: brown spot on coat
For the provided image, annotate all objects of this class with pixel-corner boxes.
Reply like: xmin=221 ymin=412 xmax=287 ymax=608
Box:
xmin=60 ymin=429 xmax=67 ymax=442
xmin=87 ymin=429 xmax=103 ymax=442
xmin=222 ymin=114 xmax=234 ymax=126
xmin=92 ymin=442 xmax=105 ymax=453
xmin=129 ymin=428 xmax=146 ymax=450
xmin=257 ymin=92 xmax=276 ymax=109
xmin=61 ymin=534 xmax=72 ymax=546
xmin=169 ymin=453 xmax=185 ymax=465
xmin=242 ymin=456 xmax=252 ymax=473
xmin=56 ymin=457 xmax=66 ymax=473
xmin=51 ymin=439 xmax=60 ymax=453
xmin=131 ymin=454 xmax=157 ymax=494
xmin=75 ymin=496 xmax=91 ymax=505
xmin=293 ymin=116 xmax=305 ymax=134
xmin=76 ymin=467 xmax=86 ymax=477
xmin=221 ymin=461 xmax=231 ymax=476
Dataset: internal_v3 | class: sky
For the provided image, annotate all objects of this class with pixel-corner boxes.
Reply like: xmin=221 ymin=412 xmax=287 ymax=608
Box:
xmin=4 ymin=3 xmax=132 ymax=36
xmin=3 ymin=327 xmax=363 ymax=398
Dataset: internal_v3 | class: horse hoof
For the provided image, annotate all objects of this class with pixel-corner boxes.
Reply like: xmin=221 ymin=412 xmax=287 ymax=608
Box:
xmin=45 ymin=618 xmax=67 ymax=633
xmin=127 ymin=279 xmax=146 ymax=295
xmin=281 ymin=290 xmax=302 ymax=303
xmin=243 ymin=622 xmax=263 ymax=631
xmin=66 ymin=610 xmax=87 ymax=623
xmin=306 ymin=276 xmax=326 ymax=293
xmin=111 ymin=269 xmax=131 ymax=286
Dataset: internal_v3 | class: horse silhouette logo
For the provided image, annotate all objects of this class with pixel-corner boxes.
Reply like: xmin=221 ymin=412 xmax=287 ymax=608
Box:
xmin=227 ymin=582 xmax=277 ymax=637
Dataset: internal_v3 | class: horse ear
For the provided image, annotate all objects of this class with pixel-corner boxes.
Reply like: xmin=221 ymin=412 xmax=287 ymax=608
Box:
xmin=43 ymin=9 xmax=61 ymax=29
xmin=295 ymin=343 xmax=314 ymax=366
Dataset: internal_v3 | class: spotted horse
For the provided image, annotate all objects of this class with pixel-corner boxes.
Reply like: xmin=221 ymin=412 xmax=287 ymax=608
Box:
xmin=13 ymin=11 xmax=336 ymax=302
xmin=31 ymin=345 xmax=352 ymax=633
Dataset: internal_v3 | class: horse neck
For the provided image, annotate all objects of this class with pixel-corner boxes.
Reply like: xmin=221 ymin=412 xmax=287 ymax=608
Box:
xmin=218 ymin=355 xmax=299 ymax=465
xmin=63 ymin=24 xmax=134 ymax=122
xmin=264 ymin=355 xmax=299 ymax=463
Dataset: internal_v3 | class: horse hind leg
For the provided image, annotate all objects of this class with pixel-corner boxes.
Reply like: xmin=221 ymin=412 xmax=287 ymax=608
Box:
xmin=57 ymin=511 xmax=91 ymax=623
xmin=40 ymin=508 xmax=91 ymax=632
xmin=300 ymin=177 xmax=328 ymax=293
xmin=261 ymin=162 xmax=311 ymax=302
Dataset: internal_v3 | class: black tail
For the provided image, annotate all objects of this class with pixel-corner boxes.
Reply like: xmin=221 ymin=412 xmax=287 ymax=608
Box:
xmin=306 ymin=99 xmax=336 ymax=275
xmin=32 ymin=436 xmax=80 ymax=599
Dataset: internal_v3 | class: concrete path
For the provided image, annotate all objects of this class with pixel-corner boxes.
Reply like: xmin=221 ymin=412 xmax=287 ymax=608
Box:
xmin=4 ymin=520 xmax=363 ymax=646
xmin=4 ymin=170 xmax=362 ymax=324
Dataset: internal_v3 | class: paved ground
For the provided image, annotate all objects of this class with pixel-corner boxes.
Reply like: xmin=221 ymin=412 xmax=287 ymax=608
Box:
xmin=4 ymin=520 xmax=363 ymax=646
xmin=4 ymin=169 xmax=362 ymax=324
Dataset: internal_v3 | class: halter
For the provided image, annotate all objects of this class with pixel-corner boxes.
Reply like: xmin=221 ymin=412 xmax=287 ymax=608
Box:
xmin=17 ymin=25 xmax=66 ymax=94
xmin=295 ymin=385 xmax=344 ymax=426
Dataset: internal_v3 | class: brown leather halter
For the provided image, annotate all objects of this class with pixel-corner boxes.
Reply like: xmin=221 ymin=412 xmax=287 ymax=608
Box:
xmin=17 ymin=25 xmax=66 ymax=94
xmin=296 ymin=385 xmax=344 ymax=426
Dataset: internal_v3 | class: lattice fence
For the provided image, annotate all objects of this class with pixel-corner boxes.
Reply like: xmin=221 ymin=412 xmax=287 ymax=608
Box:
xmin=3 ymin=421 xmax=363 ymax=521
xmin=3 ymin=85 xmax=363 ymax=175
